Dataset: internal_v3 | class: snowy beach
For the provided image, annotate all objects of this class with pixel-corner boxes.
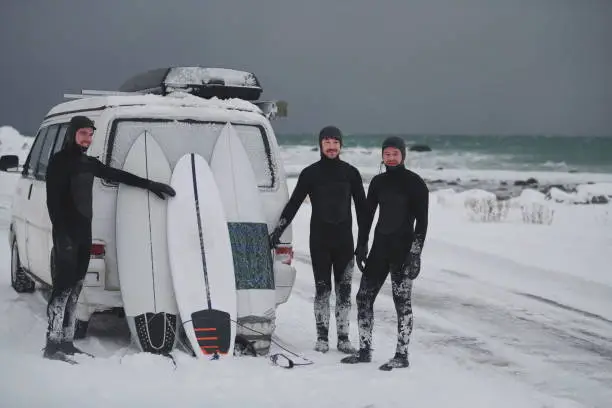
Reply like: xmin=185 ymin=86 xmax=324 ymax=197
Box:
xmin=1 ymin=128 xmax=611 ymax=407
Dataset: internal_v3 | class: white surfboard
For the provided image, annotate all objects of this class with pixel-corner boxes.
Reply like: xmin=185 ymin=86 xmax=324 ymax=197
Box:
xmin=116 ymin=131 xmax=179 ymax=354
xmin=167 ymin=153 xmax=237 ymax=359
xmin=210 ymin=123 xmax=276 ymax=355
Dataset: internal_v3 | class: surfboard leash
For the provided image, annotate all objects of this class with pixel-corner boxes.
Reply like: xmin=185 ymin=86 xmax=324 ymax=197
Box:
xmin=165 ymin=317 xmax=314 ymax=369
xmin=230 ymin=319 xmax=315 ymax=369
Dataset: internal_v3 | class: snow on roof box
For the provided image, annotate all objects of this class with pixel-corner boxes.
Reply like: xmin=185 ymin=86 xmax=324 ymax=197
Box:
xmin=118 ymin=67 xmax=263 ymax=101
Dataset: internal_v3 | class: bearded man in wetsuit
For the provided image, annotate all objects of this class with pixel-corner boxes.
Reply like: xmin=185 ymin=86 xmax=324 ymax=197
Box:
xmin=44 ymin=115 xmax=176 ymax=362
xmin=341 ymin=136 xmax=429 ymax=370
xmin=269 ymin=125 xmax=367 ymax=354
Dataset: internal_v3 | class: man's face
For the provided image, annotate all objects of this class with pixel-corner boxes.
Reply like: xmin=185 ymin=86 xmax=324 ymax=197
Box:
xmin=75 ymin=127 xmax=94 ymax=149
xmin=321 ymin=138 xmax=341 ymax=159
xmin=383 ymin=147 xmax=403 ymax=167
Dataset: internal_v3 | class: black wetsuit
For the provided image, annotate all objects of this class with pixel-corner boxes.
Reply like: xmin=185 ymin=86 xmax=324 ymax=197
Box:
xmin=355 ymin=163 xmax=429 ymax=358
xmin=272 ymin=155 xmax=366 ymax=343
xmin=44 ymin=120 xmax=173 ymax=355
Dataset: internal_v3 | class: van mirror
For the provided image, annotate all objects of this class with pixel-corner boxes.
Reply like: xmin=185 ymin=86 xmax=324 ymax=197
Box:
xmin=0 ymin=155 xmax=19 ymax=172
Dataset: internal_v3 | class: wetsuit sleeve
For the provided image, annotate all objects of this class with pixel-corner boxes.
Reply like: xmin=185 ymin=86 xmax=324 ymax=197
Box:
xmin=90 ymin=158 xmax=150 ymax=189
xmin=357 ymin=176 xmax=379 ymax=248
xmin=276 ymin=170 xmax=310 ymax=234
xmin=350 ymin=167 xmax=367 ymax=232
xmin=45 ymin=154 xmax=69 ymax=230
xmin=412 ymin=176 xmax=429 ymax=251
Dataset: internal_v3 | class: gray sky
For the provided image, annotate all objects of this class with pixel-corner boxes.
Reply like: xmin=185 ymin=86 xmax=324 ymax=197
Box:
xmin=1 ymin=0 xmax=611 ymax=136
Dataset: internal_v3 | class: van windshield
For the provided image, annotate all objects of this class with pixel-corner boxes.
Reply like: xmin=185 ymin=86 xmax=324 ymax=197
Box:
xmin=104 ymin=119 xmax=276 ymax=188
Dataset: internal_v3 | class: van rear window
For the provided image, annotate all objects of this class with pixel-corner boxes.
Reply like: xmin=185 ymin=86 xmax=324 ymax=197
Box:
xmin=104 ymin=119 xmax=276 ymax=189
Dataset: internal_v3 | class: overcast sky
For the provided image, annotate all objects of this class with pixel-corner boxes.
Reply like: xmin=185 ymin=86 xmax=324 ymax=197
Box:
xmin=1 ymin=0 xmax=610 ymax=136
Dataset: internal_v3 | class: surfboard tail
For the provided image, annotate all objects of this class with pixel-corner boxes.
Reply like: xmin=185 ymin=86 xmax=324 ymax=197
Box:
xmin=192 ymin=309 xmax=233 ymax=356
xmin=130 ymin=312 xmax=178 ymax=354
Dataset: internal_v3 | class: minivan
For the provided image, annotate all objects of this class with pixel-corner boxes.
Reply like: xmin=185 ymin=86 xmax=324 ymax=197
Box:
xmin=0 ymin=67 xmax=297 ymax=350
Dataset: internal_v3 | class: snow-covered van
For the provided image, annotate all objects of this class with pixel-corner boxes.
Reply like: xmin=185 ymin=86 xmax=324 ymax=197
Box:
xmin=0 ymin=67 xmax=296 ymax=340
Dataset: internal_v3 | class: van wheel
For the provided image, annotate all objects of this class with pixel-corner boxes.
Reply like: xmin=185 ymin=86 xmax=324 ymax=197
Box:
xmin=10 ymin=238 xmax=35 ymax=293
xmin=74 ymin=319 xmax=89 ymax=340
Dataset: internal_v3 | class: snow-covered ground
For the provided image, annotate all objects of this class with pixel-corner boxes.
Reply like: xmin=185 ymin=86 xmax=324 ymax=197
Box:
xmin=1 ymin=127 xmax=611 ymax=407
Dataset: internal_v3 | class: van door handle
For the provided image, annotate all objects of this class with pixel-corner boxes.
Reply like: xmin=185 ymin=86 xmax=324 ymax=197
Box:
xmin=27 ymin=184 xmax=33 ymax=200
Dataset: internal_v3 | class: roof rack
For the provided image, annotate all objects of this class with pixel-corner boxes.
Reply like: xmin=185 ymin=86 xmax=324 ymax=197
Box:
xmin=64 ymin=89 xmax=144 ymax=100
xmin=62 ymin=89 xmax=288 ymax=120
xmin=62 ymin=66 xmax=288 ymax=119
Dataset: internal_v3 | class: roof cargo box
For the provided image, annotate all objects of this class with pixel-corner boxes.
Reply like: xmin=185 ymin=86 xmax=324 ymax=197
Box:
xmin=119 ymin=67 xmax=263 ymax=101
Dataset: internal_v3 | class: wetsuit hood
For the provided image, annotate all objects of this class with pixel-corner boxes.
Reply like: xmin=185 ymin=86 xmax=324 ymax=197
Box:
xmin=64 ymin=116 xmax=96 ymax=154
xmin=320 ymin=154 xmax=341 ymax=165
xmin=385 ymin=162 xmax=406 ymax=172
xmin=382 ymin=136 xmax=406 ymax=171
xmin=381 ymin=136 xmax=406 ymax=160
xmin=318 ymin=125 xmax=343 ymax=159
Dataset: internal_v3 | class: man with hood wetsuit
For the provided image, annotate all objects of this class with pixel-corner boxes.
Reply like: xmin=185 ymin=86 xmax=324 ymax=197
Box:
xmin=341 ymin=136 xmax=429 ymax=370
xmin=269 ymin=126 xmax=366 ymax=354
xmin=44 ymin=116 xmax=175 ymax=362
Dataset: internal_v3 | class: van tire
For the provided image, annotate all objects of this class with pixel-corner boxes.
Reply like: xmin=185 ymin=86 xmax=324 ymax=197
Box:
xmin=10 ymin=237 xmax=35 ymax=293
xmin=74 ymin=319 xmax=89 ymax=340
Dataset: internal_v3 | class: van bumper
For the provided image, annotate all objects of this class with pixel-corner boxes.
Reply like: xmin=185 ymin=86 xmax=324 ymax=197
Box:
xmin=274 ymin=261 xmax=296 ymax=305
xmin=83 ymin=258 xmax=106 ymax=288
xmin=76 ymin=286 xmax=123 ymax=322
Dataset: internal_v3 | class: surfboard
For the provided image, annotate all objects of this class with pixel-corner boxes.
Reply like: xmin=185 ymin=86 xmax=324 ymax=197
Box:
xmin=210 ymin=123 xmax=275 ymax=355
xmin=116 ymin=131 xmax=179 ymax=354
xmin=167 ymin=153 xmax=237 ymax=359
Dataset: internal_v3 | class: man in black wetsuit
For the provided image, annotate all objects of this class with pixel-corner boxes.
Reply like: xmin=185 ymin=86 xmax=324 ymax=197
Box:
xmin=44 ymin=116 xmax=175 ymax=362
xmin=341 ymin=136 xmax=429 ymax=370
xmin=269 ymin=125 xmax=366 ymax=354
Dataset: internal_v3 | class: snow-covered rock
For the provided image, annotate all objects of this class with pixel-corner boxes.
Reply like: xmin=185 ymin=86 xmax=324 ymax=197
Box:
xmin=0 ymin=125 xmax=32 ymax=163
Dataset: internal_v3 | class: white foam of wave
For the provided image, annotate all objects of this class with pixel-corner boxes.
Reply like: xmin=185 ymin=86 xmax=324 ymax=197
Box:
xmin=280 ymin=145 xmax=515 ymax=173
xmin=279 ymin=146 xmax=612 ymax=185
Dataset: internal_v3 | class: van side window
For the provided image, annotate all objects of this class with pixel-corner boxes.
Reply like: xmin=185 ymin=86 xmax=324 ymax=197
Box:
xmin=35 ymin=124 xmax=60 ymax=180
xmin=52 ymin=124 xmax=68 ymax=155
xmin=23 ymin=127 xmax=49 ymax=178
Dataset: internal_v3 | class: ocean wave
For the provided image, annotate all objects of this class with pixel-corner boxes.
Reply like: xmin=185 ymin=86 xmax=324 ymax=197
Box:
xmin=278 ymin=145 xmax=612 ymax=175
xmin=279 ymin=145 xmax=612 ymax=201
xmin=277 ymin=134 xmax=612 ymax=175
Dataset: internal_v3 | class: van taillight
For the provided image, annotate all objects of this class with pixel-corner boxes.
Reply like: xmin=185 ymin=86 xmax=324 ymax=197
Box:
xmin=90 ymin=243 xmax=105 ymax=259
xmin=275 ymin=245 xmax=293 ymax=265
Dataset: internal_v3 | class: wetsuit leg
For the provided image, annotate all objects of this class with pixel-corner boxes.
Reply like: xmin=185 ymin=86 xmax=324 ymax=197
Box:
xmin=47 ymin=232 xmax=77 ymax=344
xmin=62 ymin=280 xmax=84 ymax=342
xmin=47 ymin=287 xmax=73 ymax=344
xmin=47 ymin=230 xmax=90 ymax=345
xmin=62 ymin=243 xmax=90 ymax=342
xmin=355 ymin=240 xmax=390 ymax=351
xmin=390 ymin=263 xmax=414 ymax=357
xmin=310 ymin=234 xmax=333 ymax=342
xmin=331 ymin=234 xmax=355 ymax=341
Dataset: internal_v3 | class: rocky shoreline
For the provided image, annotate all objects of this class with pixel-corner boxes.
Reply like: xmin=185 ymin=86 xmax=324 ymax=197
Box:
xmin=423 ymin=177 xmax=610 ymax=204
xmin=284 ymin=170 xmax=611 ymax=205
